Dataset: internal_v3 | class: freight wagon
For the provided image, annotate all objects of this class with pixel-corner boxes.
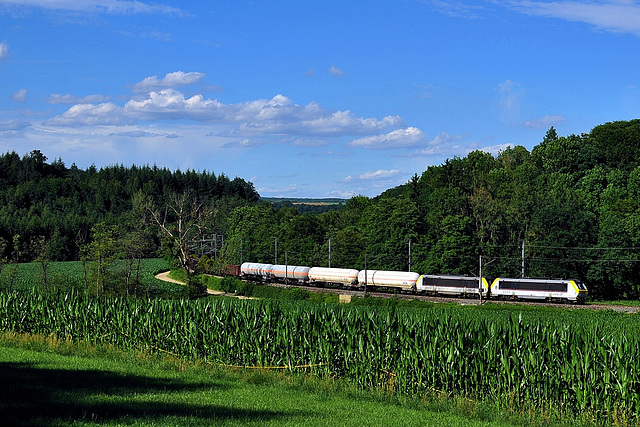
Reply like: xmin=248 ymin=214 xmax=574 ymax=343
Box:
xmin=233 ymin=261 xmax=587 ymax=304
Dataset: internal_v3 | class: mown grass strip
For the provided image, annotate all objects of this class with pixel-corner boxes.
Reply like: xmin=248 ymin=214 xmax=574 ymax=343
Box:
xmin=0 ymin=333 xmax=521 ymax=427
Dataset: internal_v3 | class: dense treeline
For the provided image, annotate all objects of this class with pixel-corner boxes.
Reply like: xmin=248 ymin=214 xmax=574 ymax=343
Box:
xmin=0 ymin=150 xmax=259 ymax=263
xmin=222 ymin=120 xmax=640 ymax=300
xmin=3 ymin=120 xmax=640 ymax=300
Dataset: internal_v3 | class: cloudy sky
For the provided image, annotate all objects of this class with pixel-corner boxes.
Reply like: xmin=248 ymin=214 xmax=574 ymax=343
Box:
xmin=1 ymin=1 xmax=639 ymax=198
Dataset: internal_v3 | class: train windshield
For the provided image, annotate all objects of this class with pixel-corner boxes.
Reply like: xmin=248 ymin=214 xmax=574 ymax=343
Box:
xmin=576 ymin=281 xmax=588 ymax=291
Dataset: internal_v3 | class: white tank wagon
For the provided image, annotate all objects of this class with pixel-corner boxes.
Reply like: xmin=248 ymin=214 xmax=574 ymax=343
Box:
xmin=358 ymin=270 xmax=420 ymax=291
xmin=490 ymin=277 xmax=588 ymax=303
xmin=417 ymin=274 xmax=489 ymax=296
xmin=271 ymin=264 xmax=311 ymax=283
xmin=240 ymin=262 xmax=274 ymax=280
xmin=308 ymin=267 xmax=359 ymax=287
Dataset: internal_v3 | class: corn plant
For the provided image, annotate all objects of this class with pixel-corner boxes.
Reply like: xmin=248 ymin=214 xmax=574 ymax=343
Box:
xmin=1 ymin=289 xmax=638 ymax=422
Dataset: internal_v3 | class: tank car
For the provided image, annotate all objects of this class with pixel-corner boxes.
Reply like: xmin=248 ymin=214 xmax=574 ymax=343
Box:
xmin=240 ymin=262 xmax=274 ymax=281
xmin=417 ymin=274 xmax=489 ymax=296
xmin=490 ymin=277 xmax=588 ymax=303
xmin=271 ymin=264 xmax=311 ymax=283
xmin=308 ymin=267 xmax=359 ymax=287
xmin=357 ymin=270 xmax=420 ymax=291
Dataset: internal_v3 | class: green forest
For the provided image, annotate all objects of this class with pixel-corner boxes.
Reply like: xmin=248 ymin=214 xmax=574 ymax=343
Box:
xmin=2 ymin=119 xmax=640 ymax=300
xmin=221 ymin=120 xmax=640 ymax=300
xmin=0 ymin=150 xmax=259 ymax=263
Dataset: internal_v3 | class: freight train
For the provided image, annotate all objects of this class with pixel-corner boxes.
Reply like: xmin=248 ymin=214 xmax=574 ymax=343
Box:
xmin=236 ymin=262 xmax=588 ymax=304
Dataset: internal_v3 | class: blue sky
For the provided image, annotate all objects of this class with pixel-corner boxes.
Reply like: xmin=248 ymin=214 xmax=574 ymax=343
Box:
xmin=1 ymin=1 xmax=639 ymax=198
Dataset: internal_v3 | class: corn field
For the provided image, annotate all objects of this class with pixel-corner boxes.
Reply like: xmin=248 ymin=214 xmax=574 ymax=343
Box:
xmin=1 ymin=289 xmax=638 ymax=421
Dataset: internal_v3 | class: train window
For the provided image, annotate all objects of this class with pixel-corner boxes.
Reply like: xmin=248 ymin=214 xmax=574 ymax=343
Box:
xmin=444 ymin=278 xmax=469 ymax=288
xmin=423 ymin=277 xmax=436 ymax=286
xmin=424 ymin=276 xmax=481 ymax=288
xmin=463 ymin=279 xmax=482 ymax=289
xmin=550 ymin=282 xmax=568 ymax=292
xmin=500 ymin=280 xmax=568 ymax=292
xmin=524 ymin=282 xmax=543 ymax=291
xmin=500 ymin=281 xmax=518 ymax=290
xmin=440 ymin=278 xmax=462 ymax=287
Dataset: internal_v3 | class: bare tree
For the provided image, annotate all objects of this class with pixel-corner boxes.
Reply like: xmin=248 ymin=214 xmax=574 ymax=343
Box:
xmin=140 ymin=191 xmax=214 ymax=297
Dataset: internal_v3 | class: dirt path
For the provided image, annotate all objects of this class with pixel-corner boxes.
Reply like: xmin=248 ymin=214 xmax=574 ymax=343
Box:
xmin=154 ymin=271 xmax=256 ymax=299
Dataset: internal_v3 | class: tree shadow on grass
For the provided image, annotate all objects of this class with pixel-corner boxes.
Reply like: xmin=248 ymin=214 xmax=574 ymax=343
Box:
xmin=0 ymin=362 xmax=306 ymax=425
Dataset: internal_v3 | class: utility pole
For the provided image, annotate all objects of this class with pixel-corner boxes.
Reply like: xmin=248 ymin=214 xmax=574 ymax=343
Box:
xmin=479 ymin=255 xmax=496 ymax=305
xmin=408 ymin=238 xmax=412 ymax=272
xmin=328 ymin=238 xmax=331 ymax=268
xmin=521 ymin=240 xmax=525 ymax=278
xmin=364 ymin=253 xmax=368 ymax=293
xmin=273 ymin=237 xmax=278 ymax=264
xmin=479 ymin=255 xmax=483 ymax=305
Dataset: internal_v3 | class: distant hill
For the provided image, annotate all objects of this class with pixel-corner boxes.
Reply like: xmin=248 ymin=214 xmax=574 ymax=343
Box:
xmin=261 ymin=197 xmax=346 ymax=205
xmin=261 ymin=198 xmax=346 ymax=214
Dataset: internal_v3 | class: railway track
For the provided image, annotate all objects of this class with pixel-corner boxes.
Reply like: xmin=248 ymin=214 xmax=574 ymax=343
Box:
xmin=268 ymin=281 xmax=640 ymax=313
xmin=157 ymin=272 xmax=640 ymax=313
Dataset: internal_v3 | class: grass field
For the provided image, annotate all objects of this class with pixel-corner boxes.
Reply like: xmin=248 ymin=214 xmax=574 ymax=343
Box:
xmin=0 ymin=258 xmax=181 ymax=295
xmin=3 ymin=263 xmax=638 ymax=425
xmin=0 ymin=334 xmax=521 ymax=426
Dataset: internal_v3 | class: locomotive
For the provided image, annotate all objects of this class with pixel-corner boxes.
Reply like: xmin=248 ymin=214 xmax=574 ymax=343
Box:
xmin=236 ymin=262 xmax=588 ymax=304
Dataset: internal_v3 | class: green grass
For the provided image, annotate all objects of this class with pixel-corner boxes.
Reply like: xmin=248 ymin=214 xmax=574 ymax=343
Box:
xmin=187 ymin=273 xmax=340 ymax=303
xmin=0 ymin=258 xmax=182 ymax=296
xmin=589 ymin=299 xmax=640 ymax=307
xmin=0 ymin=335 xmax=524 ymax=427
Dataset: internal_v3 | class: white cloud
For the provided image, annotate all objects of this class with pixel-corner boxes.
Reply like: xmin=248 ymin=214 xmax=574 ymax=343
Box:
xmin=291 ymin=137 xmax=330 ymax=147
xmin=110 ymin=130 xmax=179 ymax=138
xmin=139 ymin=30 xmax=172 ymax=41
xmin=342 ymin=169 xmax=406 ymax=194
xmin=495 ymin=79 xmax=523 ymax=125
xmin=350 ymin=127 xmax=425 ymax=149
xmin=132 ymin=71 xmax=205 ymax=93
xmin=329 ymin=65 xmax=346 ymax=76
xmin=47 ymin=102 xmax=131 ymax=126
xmin=509 ymin=1 xmax=640 ymax=36
xmin=358 ymin=169 xmax=402 ymax=180
xmin=343 ymin=169 xmax=403 ymax=183
xmin=330 ymin=189 xmax=357 ymax=198
xmin=257 ymin=184 xmax=301 ymax=197
xmin=425 ymin=0 xmax=485 ymax=18
xmin=428 ymin=1 xmax=640 ymax=37
xmin=0 ymin=0 xmax=186 ymax=16
xmin=11 ymin=88 xmax=27 ymax=103
xmin=48 ymin=79 xmax=409 ymax=140
xmin=0 ymin=119 xmax=31 ymax=137
xmin=475 ymin=143 xmax=514 ymax=156
xmin=0 ymin=41 xmax=8 ymax=61
xmin=524 ymin=114 xmax=566 ymax=128
xmin=415 ymin=131 xmax=465 ymax=155
xmin=47 ymin=94 xmax=111 ymax=104
xmin=0 ymin=119 xmax=30 ymax=131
